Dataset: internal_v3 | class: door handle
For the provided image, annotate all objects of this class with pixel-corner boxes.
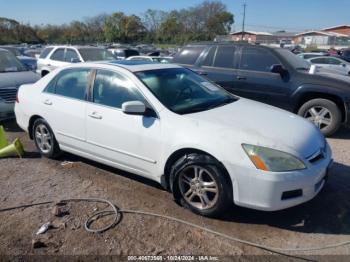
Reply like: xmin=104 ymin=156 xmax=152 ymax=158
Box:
xmin=88 ymin=112 xmax=102 ymax=120
xmin=236 ymin=76 xmax=247 ymax=80
xmin=198 ymin=71 xmax=208 ymax=76
xmin=43 ymin=99 xmax=52 ymax=105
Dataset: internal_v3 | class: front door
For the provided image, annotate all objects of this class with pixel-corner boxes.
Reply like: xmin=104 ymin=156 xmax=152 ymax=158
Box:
xmin=233 ymin=46 xmax=292 ymax=110
xmin=85 ymin=69 xmax=162 ymax=179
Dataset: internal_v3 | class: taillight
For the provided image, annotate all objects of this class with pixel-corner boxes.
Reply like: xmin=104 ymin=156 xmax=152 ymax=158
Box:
xmin=16 ymin=92 xmax=19 ymax=103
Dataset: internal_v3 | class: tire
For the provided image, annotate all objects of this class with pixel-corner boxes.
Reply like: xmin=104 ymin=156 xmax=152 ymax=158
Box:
xmin=298 ymin=98 xmax=342 ymax=137
xmin=32 ymin=118 xmax=61 ymax=158
xmin=170 ymin=153 xmax=232 ymax=217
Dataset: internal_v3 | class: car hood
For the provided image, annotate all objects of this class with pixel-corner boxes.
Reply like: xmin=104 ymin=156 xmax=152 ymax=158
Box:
xmin=0 ymin=71 xmax=40 ymax=89
xmin=184 ymin=98 xmax=325 ymax=158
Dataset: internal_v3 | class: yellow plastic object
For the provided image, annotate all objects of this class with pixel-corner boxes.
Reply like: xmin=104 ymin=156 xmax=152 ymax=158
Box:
xmin=0 ymin=138 xmax=24 ymax=158
xmin=0 ymin=125 xmax=9 ymax=149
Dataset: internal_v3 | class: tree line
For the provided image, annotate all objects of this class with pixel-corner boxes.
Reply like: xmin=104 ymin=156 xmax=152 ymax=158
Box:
xmin=0 ymin=1 xmax=234 ymax=45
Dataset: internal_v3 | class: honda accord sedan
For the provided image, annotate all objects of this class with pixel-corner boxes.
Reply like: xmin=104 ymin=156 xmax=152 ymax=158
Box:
xmin=15 ymin=61 xmax=333 ymax=217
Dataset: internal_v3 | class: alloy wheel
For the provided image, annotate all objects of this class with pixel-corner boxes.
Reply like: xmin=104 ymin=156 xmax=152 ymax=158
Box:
xmin=304 ymin=106 xmax=332 ymax=130
xmin=35 ymin=124 xmax=52 ymax=154
xmin=178 ymin=165 xmax=219 ymax=210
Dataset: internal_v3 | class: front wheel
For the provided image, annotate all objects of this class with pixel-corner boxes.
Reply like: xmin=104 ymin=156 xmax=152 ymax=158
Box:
xmin=32 ymin=118 xmax=61 ymax=158
xmin=298 ymin=98 xmax=342 ymax=136
xmin=171 ymin=154 xmax=232 ymax=217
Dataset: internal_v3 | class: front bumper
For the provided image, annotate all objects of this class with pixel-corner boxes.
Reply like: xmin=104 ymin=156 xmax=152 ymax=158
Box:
xmin=225 ymin=143 xmax=333 ymax=211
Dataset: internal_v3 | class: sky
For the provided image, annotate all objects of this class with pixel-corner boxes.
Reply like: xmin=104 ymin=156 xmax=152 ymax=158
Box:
xmin=0 ymin=0 xmax=349 ymax=32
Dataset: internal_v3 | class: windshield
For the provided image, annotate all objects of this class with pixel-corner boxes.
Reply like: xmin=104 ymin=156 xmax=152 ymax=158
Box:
xmin=2 ymin=47 xmax=21 ymax=57
xmin=136 ymin=68 xmax=237 ymax=114
xmin=277 ymin=49 xmax=311 ymax=70
xmin=78 ymin=48 xmax=116 ymax=61
xmin=0 ymin=50 xmax=27 ymax=73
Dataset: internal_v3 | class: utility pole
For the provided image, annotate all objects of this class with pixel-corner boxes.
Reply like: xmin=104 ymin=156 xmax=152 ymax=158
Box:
xmin=241 ymin=1 xmax=247 ymax=40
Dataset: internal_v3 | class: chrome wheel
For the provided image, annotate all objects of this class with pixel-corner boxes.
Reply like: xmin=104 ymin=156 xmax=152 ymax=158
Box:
xmin=35 ymin=124 xmax=52 ymax=154
xmin=178 ymin=165 xmax=219 ymax=210
xmin=304 ymin=106 xmax=332 ymax=129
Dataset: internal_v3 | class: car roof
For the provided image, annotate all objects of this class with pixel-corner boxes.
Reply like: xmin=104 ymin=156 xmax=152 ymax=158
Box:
xmin=46 ymin=45 xmax=104 ymax=49
xmin=97 ymin=60 xmax=181 ymax=72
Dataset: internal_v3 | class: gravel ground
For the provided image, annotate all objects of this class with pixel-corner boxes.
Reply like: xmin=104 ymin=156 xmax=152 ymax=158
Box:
xmin=0 ymin=120 xmax=349 ymax=260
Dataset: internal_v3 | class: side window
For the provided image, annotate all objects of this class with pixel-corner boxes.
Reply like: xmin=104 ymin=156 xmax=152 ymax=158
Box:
xmin=39 ymin=47 xmax=53 ymax=59
xmin=65 ymin=49 xmax=80 ymax=62
xmin=328 ymin=58 xmax=341 ymax=65
xmin=55 ymin=69 xmax=91 ymax=100
xmin=50 ymin=48 xmax=65 ymax=61
xmin=311 ymin=58 xmax=327 ymax=64
xmin=174 ymin=47 xmax=205 ymax=65
xmin=213 ymin=46 xmax=235 ymax=68
xmin=93 ymin=70 xmax=145 ymax=108
xmin=202 ymin=46 xmax=216 ymax=67
xmin=240 ymin=47 xmax=280 ymax=72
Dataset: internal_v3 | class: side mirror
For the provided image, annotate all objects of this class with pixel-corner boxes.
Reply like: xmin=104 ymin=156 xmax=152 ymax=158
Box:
xmin=270 ymin=64 xmax=286 ymax=75
xmin=71 ymin=58 xmax=81 ymax=63
xmin=122 ymin=101 xmax=146 ymax=115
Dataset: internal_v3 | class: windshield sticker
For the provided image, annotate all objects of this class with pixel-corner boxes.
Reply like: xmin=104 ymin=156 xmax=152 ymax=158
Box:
xmin=4 ymin=67 xmax=18 ymax=72
xmin=201 ymin=82 xmax=219 ymax=91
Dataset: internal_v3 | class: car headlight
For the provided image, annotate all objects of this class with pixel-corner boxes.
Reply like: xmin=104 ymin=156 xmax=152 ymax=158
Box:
xmin=242 ymin=144 xmax=306 ymax=172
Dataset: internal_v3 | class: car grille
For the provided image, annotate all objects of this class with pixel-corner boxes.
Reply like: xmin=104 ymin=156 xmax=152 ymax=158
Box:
xmin=0 ymin=88 xmax=17 ymax=103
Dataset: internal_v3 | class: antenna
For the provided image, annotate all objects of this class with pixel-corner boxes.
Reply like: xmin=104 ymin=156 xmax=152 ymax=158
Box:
xmin=241 ymin=0 xmax=247 ymax=40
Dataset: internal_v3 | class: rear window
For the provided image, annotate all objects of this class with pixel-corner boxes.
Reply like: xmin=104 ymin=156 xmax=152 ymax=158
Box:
xmin=78 ymin=48 xmax=115 ymax=62
xmin=173 ymin=46 xmax=205 ymax=65
xmin=124 ymin=50 xmax=140 ymax=58
xmin=39 ymin=47 xmax=53 ymax=59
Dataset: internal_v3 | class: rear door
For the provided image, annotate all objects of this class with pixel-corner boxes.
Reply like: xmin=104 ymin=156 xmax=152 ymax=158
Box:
xmin=196 ymin=45 xmax=238 ymax=91
xmin=41 ymin=68 xmax=92 ymax=149
xmin=234 ymin=46 xmax=291 ymax=110
xmin=49 ymin=48 xmax=70 ymax=70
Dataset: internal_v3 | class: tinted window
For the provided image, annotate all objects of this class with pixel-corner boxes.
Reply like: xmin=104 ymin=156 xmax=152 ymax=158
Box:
xmin=240 ymin=47 xmax=280 ymax=72
xmin=39 ymin=48 xmax=53 ymax=59
xmin=213 ymin=46 xmax=235 ymax=68
xmin=124 ymin=50 xmax=140 ymax=58
xmin=327 ymin=58 xmax=342 ymax=65
xmin=55 ymin=69 xmax=90 ymax=100
xmin=50 ymin=49 xmax=65 ymax=61
xmin=93 ymin=70 xmax=144 ymax=108
xmin=304 ymin=54 xmax=320 ymax=59
xmin=65 ymin=49 xmax=80 ymax=62
xmin=78 ymin=48 xmax=115 ymax=61
xmin=202 ymin=46 xmax=216 ymax=67
xmin=311 ymin=58 xmax=327 ymax=64
xmin=0 ymin=50 xmax=26 ymax=72
xmin=173 ymin=47 xmax=205 ymax=65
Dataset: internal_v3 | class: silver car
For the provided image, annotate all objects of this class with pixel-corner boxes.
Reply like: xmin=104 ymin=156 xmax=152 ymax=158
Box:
xmin=307 ymin=56 xmax=350 ymax=76
xmin=0 ymin=49 xmax=40 ymax=120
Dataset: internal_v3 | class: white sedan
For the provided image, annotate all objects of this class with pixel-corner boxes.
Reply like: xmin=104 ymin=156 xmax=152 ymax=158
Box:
xmin=15 ymin=61 xmax=332 ymax=217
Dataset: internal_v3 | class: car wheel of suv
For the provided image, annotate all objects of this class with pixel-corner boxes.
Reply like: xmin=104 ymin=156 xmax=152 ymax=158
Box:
xmin=298 ymin=98 xmax=341 ymax=136
xmin=33 ymin=118 xmax=61 ymax=158
xmin=171 ymin=153 xmax=231 ymax=217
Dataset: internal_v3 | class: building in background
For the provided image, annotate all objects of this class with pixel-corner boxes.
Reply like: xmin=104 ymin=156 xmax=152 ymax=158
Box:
xmin=293 ymin=25 xmax=350 ymax=47
xmin=229 ymin=30 xmax=297 ymax=45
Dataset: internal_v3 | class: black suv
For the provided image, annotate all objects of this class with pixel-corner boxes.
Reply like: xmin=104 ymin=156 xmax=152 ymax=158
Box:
xmin=173 ymin=42 xmax=350 ymax=136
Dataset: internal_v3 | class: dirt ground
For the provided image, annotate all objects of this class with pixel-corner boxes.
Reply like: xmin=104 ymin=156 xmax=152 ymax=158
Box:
xmin=0 ymin=119 xmax=350 ymax=260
